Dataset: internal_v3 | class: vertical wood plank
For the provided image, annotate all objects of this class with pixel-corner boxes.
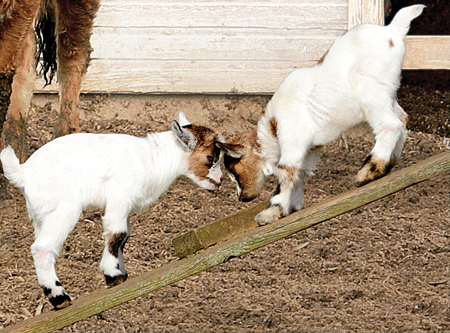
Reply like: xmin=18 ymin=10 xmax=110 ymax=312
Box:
xmin=348 ymin=0 xmax=384 ymax=29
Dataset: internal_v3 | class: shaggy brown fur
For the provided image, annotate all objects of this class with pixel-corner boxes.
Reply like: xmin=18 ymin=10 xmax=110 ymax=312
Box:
xmin=0 ymin=0 xmax=100 ymax=161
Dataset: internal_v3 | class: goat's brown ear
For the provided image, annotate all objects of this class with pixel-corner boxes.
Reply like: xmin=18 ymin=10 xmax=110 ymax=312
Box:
xmin=171 ymin=120 xmax=197 ymax=150
xmin=215 ymin=141 xmax=246 ymax=158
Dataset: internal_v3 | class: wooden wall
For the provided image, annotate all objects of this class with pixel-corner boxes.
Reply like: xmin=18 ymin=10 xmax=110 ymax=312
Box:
xmin=35 ymin=0 xmax=449 ymax=95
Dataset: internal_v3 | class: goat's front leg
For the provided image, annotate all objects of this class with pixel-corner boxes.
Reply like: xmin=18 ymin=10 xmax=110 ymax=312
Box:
xmin=99 ymin=207 xmax=130 ymax=287
xmin=255 ymin=164 xmax=300 ymax=226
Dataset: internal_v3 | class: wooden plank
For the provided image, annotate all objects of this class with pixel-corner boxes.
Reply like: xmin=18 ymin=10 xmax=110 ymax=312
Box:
xmin=34 ymin=58 xmax=320 ymax=94
xmin=403 ymin=36 xmax=450 ymax=70
xmin=96 ymin=2 xmax=347 ymax=31
xmin=173 ymin=151 xmax=450 ymax=258
xmin=89 ymin=29 xmax=341 ymax=61
xmin=172 ymin=200 xmax=268 ymax=258
xmin=34 ymin=0 xmax=348 ymax=94
xmin=3 ymin=151 xmax=449 ymax=333
xmin=348 ymin=0 xmax=384 ymax=29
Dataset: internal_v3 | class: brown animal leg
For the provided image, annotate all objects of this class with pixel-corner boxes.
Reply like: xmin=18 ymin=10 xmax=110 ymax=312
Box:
xmin=53 ymin=0 xmax=100 ymax=138
xmin=1 ymin=24 xmax=36 ymax=163
xmin=0 ymin=0 xmax=40 ymax=157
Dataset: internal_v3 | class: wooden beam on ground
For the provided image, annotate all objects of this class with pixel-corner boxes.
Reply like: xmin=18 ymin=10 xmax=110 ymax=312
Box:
xmin=173 ymin=151 xmax=450 ymax=257
xmin=2 ymin=151 xmax=449 ymax=333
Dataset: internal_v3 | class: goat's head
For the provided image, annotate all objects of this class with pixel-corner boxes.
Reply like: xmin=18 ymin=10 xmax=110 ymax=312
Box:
xmin=171 ymin=112 xmax=223 ymax=191
xmin=215 ymin=130 xmax=264 ymax=202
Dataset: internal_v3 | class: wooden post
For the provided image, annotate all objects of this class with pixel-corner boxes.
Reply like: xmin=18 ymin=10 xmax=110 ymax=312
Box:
xmin=348 ymin=0 xmax=384 ymax=29
xmin=2 ymin=151 xmax=449 ymax=333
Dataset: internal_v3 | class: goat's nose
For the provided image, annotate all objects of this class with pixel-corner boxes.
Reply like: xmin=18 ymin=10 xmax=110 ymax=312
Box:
xmin=209 ymin=177 xmax=222 ymax=187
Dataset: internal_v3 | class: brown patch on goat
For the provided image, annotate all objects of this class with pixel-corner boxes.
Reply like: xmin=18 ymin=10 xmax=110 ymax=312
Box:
xmin=278 ymin=164 xmax=297 ymax=179
xmin=223 ymin=129 xmax=264 ymax=202
xmin=355 ymin=154 xmax=397 ymax=187
xmin=108 ymin=232 xmax=128 ymax=258
xmin=269 ymin=117 xmax=278 ymax=138
xmin=389 ymin=39 xmax=395 ymax=48
xmin=185 ymin=124 xmax=222 ymax=181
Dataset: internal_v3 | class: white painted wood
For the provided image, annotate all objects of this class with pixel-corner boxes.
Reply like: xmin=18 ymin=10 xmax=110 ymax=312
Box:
xmin=348 ymin=0 xmax=384 ymax=28
xmin=403 ymin=36 xmax=450 ymax=70
xmin=35 ymin=0 xmax=348 ymax=94
xmin=34 ymin=0 xmax=448 ymax=94
xmin=35 ymin=59 xmax=321 ymax=94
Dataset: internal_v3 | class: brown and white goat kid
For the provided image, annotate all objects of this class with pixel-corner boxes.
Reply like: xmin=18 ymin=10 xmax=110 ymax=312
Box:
xmin=216 ymin=5 xmax=425 ymax=225
xmin=0 ymin=112 xmax=223 ymax=309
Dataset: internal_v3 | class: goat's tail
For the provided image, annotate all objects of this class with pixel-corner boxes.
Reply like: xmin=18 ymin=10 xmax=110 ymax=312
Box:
xmin=35 ymin=0 xmax=57 ymax=86
xmin=0 ymin=146 xmax=25 ymax=188
xmin=388 ymin=5 xmax=425 ymax=39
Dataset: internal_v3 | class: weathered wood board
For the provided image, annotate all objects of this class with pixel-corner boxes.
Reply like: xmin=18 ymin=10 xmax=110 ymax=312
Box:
xmin=34 ymin=0 xmax=349 ymax=94
xmin=3 ymin=151 xmax=449 ymax=333
xmin=34 ymin=0 xmax=449 ymax=94
xmin=172 ymin=151 xmax=450 ymax=258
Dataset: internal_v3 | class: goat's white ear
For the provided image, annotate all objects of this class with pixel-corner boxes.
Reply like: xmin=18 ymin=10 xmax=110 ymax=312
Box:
xmin=178 ymin=112 xmax=191 ymax=127
xmin=171 ymin=120 xmax=197 ymax=150
xmin=215 ymin=141 xmax=246 ymax=159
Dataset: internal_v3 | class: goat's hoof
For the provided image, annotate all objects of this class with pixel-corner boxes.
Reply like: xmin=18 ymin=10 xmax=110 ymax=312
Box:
xmin=355 ymin=154 xmax=395 ymax=187
xmin=105 ymin=271 xmax=128 ymax=287
xmin=255 ymin=205 xmax=283 ymax=226
xmin=48 ymin=292 xmax=71 ymax=310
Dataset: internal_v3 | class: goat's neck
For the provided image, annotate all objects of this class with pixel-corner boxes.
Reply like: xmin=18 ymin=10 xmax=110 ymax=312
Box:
xmin=144 ymin=131 xmax=190 ymax=176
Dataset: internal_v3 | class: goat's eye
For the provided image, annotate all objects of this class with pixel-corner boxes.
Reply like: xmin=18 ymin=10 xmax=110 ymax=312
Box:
xmin=205 ymin=155 xmax=215 ymax=167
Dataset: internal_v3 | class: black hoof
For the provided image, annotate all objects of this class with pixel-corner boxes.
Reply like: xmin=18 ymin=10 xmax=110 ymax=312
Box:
xmin=44 ymin=288 xmax=71 ymax=310
xmin=105 ymin=271 xmax=128 ymax=287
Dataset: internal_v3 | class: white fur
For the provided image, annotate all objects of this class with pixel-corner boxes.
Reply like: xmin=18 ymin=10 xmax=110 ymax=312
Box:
xmin=0 ymin=114 xmax=222 ymax=302
xmin=252 ymin=5 xmax=425 ymax=223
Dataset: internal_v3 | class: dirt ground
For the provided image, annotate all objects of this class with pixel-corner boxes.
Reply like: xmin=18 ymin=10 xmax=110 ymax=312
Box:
xmin=0 ymin=78 xmax=448 ymax=332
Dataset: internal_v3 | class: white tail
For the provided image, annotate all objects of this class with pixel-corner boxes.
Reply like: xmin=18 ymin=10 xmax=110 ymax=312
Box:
xmin=0 ymin=146 xmax=24 ymax=188
xmin=388 ymin=4 xmax=425 ymax=39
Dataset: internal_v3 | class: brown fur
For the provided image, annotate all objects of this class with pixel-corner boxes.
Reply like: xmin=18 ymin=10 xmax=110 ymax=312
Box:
xmin=185 ymin=124 xmax=222 ymax=183
xmin=389 ymin=39 xmax=395 ymax=48
xmin=269 ymin=117 xmax=278 ymax=137
xmin=108 ymin=232 xmax=128 ymax=258
xmin=355 ymin=154 xmax=397 ymax=187
xmin=0 ymin=0 xmax=100 ymax=158
xmin=278 ymin=164 xmax=297 ymax=179
xmin=223 ymin=129 xmax=263 ymax=202
xmin=52 ymin=0 xmax=100 ymax=138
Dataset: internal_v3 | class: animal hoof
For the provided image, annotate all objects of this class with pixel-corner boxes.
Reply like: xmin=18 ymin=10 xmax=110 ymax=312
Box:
xmin=48 ymin=292 xmax=71 ymax=310
xmin=105 ymin=271 xmax=128 ymax=287
xmin=255 ymin=205 xmax=282 ymax=226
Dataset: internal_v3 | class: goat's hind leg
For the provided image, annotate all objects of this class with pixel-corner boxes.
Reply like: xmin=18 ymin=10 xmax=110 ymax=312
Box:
xmin=99 ymin=205 xmax=130 ymax=287
xmin=30 ymin=206 xmax=81 ymax=309
xmin=355 ymin=101 xmax=407 ymax=187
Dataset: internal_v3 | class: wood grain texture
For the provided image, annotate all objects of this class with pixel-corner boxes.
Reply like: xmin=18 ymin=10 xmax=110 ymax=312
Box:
xmin=4 ymin=151 xmax=448 ymax=333
xmin=403 ymin=36 xmax=450 ymax=70
xmin=348 ymin=0 xmax=384 ymax=28
xmin=35 ymin=0 xmax=348 ymax=94
xmin=33 ymin=0 xmax=448 ymax=94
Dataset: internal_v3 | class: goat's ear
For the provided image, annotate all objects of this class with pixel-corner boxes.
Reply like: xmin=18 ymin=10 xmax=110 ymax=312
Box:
xmin=215 ymin=141 xmax=246 ymax=158
xmin=171 ymin=120 xmax=197 ymax=150
xmin=178 ymin=112 xmax=191 ymax=127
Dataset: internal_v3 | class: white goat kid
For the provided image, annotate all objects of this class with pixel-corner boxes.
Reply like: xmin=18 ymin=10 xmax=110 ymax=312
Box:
xmin=0 ymin=112 xmax=223 ymax=309
xmin=216 ymin=5 xmax=425 ymax=225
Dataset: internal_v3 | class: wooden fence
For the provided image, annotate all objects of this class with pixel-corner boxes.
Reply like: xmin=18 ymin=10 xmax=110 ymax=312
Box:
xmin=34 ymin=0 xmax=449 ymax=95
